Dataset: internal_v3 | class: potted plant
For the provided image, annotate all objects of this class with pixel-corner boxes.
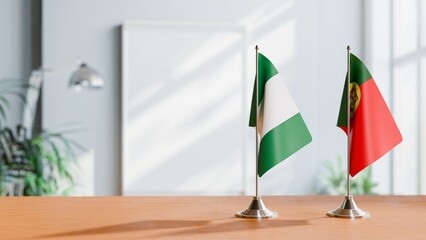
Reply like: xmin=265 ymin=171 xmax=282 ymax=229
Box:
xmin=319 ymin=156 xmax=378 ymax=195
xmin=0 ymin=79 xmax=80 ymax=196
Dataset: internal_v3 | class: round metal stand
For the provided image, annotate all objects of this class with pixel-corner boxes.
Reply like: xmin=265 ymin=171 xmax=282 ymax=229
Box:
xmin=236 ymin=196 xmax=278 ymax=219
xmin=327 ymin=195 xmax=370 ymax=219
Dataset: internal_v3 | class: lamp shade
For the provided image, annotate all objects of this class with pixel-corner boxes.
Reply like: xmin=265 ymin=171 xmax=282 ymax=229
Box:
xmin=69 ymin=63 xmax=104 ymax=90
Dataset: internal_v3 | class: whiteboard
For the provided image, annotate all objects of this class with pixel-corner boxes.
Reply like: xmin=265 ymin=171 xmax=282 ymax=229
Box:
xmin=121 ymin=22 xmax=247 ymax=195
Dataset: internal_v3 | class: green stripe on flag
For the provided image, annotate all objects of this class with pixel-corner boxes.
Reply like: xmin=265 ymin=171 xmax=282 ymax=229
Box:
xmin=257 ymin=53 xmax=279 ymax=104
xmin=350 ymin=53 xmax=372 ymax=85
xmin=249 ymin=53 xmax=279 ymax=127
xmin=258 ymin=113 xmax=312 ymax=177
xmin=249 ymin=78 xmax=258 ymax=127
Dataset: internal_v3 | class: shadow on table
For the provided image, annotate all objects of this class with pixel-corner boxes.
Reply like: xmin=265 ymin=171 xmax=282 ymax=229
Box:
xmin=34 ymin=217 xmax=320 ymax=239
xmin=152 ymin=218 xmax=313 ymax=238
xmin=34 ymin=217 xmax=326 ymax=239
xmin=35 ymin=220 xmax=210 ymax=239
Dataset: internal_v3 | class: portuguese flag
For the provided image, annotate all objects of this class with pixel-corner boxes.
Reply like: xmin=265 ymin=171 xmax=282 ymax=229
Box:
xmin=337 ymin=53 xmax=402 ymax=177
xmin=249 ymin=53 xmax=312 ymax=177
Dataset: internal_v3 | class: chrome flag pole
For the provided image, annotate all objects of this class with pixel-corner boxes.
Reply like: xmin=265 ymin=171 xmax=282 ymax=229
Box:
xmin=236 ymin=45 xmax=277 ymax=219
xmin=327 ymin=46 xmax=369 ymax=219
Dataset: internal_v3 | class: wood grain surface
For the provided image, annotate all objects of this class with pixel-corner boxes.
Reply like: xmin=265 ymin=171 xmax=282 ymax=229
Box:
xmin=0 ymin=196 xmax=425 ymax=239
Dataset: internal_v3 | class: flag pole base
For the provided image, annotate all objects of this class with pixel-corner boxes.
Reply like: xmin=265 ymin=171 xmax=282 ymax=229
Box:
xmin=236 ymin=196 xmax=278 ymax=219
xmin=327 ymin=195 xmax=370 ymax=219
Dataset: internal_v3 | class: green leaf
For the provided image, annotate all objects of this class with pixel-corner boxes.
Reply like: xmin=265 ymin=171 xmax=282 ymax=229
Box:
xmin=24 ymin=173 xmax=38 ymax=195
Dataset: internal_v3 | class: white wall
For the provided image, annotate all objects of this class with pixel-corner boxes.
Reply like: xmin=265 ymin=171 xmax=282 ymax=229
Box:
xmin=42 ymin=0 xmax=363 ymax=195
xmin=0 ymin=0 xmax=31 ymax=127
xmin=365 ymin=0 xmax=426 ymax=195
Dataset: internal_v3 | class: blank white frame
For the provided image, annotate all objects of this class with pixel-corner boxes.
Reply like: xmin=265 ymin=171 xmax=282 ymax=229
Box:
xmin=121 ymin=21 xmax=248 ymax=195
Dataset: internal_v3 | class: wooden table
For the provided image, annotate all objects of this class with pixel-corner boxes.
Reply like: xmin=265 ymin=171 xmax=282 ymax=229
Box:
xmin=1 ymin=196 xmax=425 ymax=239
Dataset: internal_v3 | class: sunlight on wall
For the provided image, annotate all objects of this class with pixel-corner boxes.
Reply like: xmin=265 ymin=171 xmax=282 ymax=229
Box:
xmin=242 ymin=0 xmax=294 ymax=31
xmin=172 ymin=31 xmax=244 ymax=79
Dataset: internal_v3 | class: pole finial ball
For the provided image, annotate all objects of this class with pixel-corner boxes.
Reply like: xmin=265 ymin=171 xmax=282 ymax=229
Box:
xmin=255 ymin=45 xmax=259 ymax=50
xmin=347 ymin=45 xmax=351 ymax=51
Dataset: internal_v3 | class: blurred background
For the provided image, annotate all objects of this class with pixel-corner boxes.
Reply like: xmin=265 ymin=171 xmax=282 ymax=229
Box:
xmin=0 ymin=0 xmax=424 ymax=196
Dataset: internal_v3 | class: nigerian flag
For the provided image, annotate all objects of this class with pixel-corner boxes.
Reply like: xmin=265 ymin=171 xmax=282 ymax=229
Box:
xmin=249 ymin=53 xmax=312 ymax=177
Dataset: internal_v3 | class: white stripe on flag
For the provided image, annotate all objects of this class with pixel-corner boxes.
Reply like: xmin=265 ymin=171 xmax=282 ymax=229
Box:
xmin=258 ymin=74 xmax=299 ymax=138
